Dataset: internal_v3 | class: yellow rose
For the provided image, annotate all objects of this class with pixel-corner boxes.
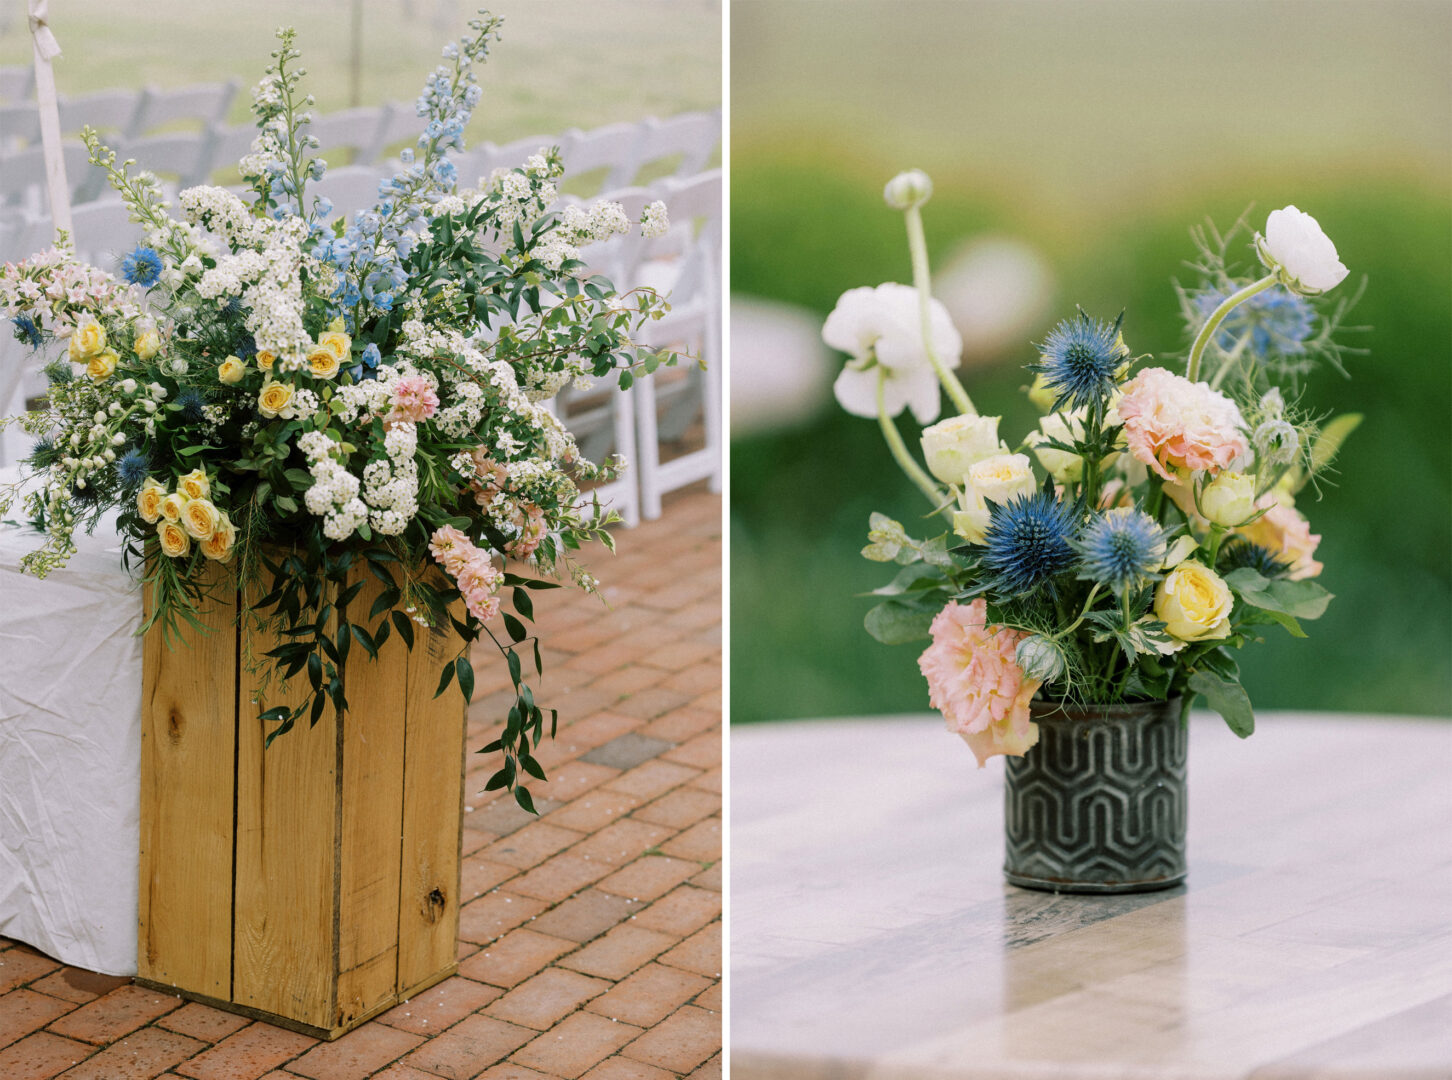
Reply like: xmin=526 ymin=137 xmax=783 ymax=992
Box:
xmin=952 ymin=486 xmax=992 ymax=545
xmin=317 ymin=330 xmax=351 ymax=363
xmin=920 ymin=414 xmax=1005 ymax=485
xmin=1199 ymin=472 xmax=1257 ymax=527
xmin=134 ymin=329 xmax=161 ymax=361
xmin=1154 ymin=562 xmax=1233 ymax=643
xmin=201 ymin=514 xmax=237 ymax=562
xmin=306 ymin=345 xmax=341 ymax=380
xmin=218 ymin=355 xmax=247 ymax=384
xmin=326 ymin=316 xmax=347 ymax=334
xmin=160 ymin=491 xmax=190 ymax=523
xmin=86 ymin=348 xmax=119 ymax=381
xmin=157 ymin=519 xmax=191 ymax=558
xmin=258 ymin=379 xmax=294 ymax=418
xmin=1027 ymin=372 xmax=1056 ymax=413
xmin=182 ymin=497 xmax=221 ymax=541
xmin=137 ymin=479 xmax=166 ymax=523
xmin=67 ymin=317 xmax=106 ymax=361
xmin=179 ymin=468 xmax=210 ymax=501
xmin=966 ymin=453 xmax=1038 ymax=506
xmin=256 ymin=351 xmax=276 ymax=371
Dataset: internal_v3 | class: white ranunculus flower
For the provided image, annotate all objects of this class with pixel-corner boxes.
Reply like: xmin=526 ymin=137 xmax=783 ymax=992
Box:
xmin=824 ymin=283 xmax=963 ymax=424
xmin=1256 ymin=206 xmax=1349 ymax=295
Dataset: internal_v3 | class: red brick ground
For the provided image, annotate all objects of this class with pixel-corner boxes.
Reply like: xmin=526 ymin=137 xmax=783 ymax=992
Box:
xmin=0 ymin=488 xmax=721 ymax=1080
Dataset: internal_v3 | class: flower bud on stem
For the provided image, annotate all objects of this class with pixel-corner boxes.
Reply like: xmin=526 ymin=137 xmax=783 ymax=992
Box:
xmin=902 ymin=203 xmax=976 ymax=416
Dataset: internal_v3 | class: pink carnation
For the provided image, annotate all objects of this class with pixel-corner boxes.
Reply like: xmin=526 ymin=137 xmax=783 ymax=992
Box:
xmin=918 ymin=599 xmax=1042 ymax=767
xmin=387 ymin=375 xmax=439 ymax=424
xmin=1118 ymin=367 xmax=1248 ymax=481
xmin=1238 ymin=496 xmax=1323 ymax=580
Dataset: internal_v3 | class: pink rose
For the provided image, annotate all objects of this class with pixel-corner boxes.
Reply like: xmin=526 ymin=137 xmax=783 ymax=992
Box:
xmin=918 ymin=599 xmax=1042 ymax=767
xmin=1119 ymin=367 xmax=1248 ymax=481
xmin=1238 ymin=495 xmax=1323 ymax=580
xmin=387 ymin=375 xmax=440 ymax=424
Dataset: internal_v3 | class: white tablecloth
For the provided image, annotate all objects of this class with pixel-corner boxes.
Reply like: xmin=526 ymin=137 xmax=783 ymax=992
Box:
xmin=0 ymin=479 xmax=142 ymax=976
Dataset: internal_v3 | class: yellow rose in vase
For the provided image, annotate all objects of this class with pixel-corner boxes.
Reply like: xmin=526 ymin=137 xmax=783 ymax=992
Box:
xmin=317 ymin=330 xmax=351 ymax=362
xmin=201 ymin=515 xmax=237 ymax=563
xmin=179 ymin=468 xmax=209 ymax=501
xmin=160 ymin=491 xmax=190 ymax=523
xmin=306 ymin=345 xmax=341 ymax=380
xmin=255 ymin=351 xmax=276 ymax=372
xmin=218 ymin=355 xmax=247 ymax=384
xmin=134 ymin=329 xmax=161 ymax=361
xmin=182 ymin=497 xmax=221 ymax=541
xmin=157 ymin=519 xmax=191 ymax=558
xmin=67 ymin=317 xmax=106 ymax=361
xmin=136 ymin=479 xmax=166 ymax=523
xmin=86 ymin=348 xmax=119 ymax=381
xmin=258 ymin=379 xmax=294 ymax=418
xmin=1154 ymin=562 xmax=1233 ymax=643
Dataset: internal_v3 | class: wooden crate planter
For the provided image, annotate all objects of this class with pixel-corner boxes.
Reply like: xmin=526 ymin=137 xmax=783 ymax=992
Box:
xmin=137 ymin=562 xmax=466 ymax=1039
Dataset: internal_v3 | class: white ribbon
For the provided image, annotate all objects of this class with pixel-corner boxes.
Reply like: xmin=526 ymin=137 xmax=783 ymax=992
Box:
xmin=29 ymin=0 xmax=73 ymax=239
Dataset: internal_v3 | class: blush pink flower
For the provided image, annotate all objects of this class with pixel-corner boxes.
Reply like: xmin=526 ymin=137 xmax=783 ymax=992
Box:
xmin=918 ymin=599 xmax=1042 ymax=767
xmin=1118 ymin=367 xmax=1248 ymax=481
xmin=387 ymin=375 xmax=439 ymax=424
xmin=505 ymin=504 xmax=547 ymax=560
xmin=456 ymin=553 xmax=504 ymax=621
xmin=428 ymin=524 xmax=473 ymax=577
xmin=1238 ymin=495 xmax=1323 ymax=580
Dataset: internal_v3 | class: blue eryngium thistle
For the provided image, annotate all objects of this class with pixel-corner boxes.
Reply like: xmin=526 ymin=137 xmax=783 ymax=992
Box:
xmin=1035 ymin=310 xmax=1129 ymax=413
xmin=120 ymin=246 xmax=164 ymax=288
xmin=11 ymin=315 xmax=43 ymax=348
xmin=175 ymin=390 xmax=206 ymax=424
xmin=1219 ymin=538 xmax=1292 ymax=579
xmin=1195 ymin=285 xmax=1313 ymax=357
xmin=980 ymin=490 xmax=1078 ymax=597
xmin=117 ymin=448 xmax=151 ymax=490
xmin=1077 ymin=508 xmax=1167 ymax=592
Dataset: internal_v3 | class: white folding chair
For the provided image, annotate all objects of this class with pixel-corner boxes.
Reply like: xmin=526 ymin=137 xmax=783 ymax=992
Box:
xmin=371 ymin=104 xmax=429 ymax=162
xmin=309 ymin=106 xmax=394 ymax=167
xmin=310 ymin=165 xmax=389 ymax=219
xmin=0 ymin=142 xmax=96 ymax=213
xmin=113 ymin=130 xmax=217 ymax=193
xmin=471 ymin=133 xmax=554 ymax=177
xmin=69 ymin=199 xmax=146 ymax=270
xmin=0 ymin=102 xmax=41 ymax=149
xmin=132 ymin=81 xmax=239 ymax=135
xmin=630 ymin=171 xmax=722 ymax=518
xmin=557 ymin=122 xmax=643 ymax=194
xmin=201 ymin=122 xmax=260 ymax=184
xmin=57 ymin=90 xmax=146 ymax=139
xmin=0 ymin=66 xmax=34 ymax=103
xmin=632 ymin=111 xmax=721 ymax=182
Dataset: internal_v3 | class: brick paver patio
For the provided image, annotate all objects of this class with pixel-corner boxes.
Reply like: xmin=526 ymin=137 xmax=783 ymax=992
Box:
xmin=0 ymin=488 xmax=722 ymax=1080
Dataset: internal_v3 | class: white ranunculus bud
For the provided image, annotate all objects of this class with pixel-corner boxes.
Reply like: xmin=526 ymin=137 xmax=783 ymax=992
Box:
xmin=920 ymin=414 xmax=1005 ymax=484
xmin=1256 ymin=206 xmax=1349 ymax=295
xmin=883 ymin=169 xmax=933 ymax=211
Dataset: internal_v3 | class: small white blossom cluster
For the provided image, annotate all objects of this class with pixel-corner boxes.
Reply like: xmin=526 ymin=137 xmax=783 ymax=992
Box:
xmin=197 ymin=216 xmax=312 ymax=359
xmin=361 ymin=421 xmax=420 ymax=535
xmin=304 ymin=456 xmax=368 ymax=541
xmin=640 ymin=200 xmax=669 ymax=239
xmin=179 ymin=186 xmax=268 ymax=249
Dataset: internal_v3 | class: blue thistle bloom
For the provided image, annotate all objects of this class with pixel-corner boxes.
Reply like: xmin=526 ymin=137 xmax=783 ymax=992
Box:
xmin=980 ymin=490 xmax=1078 ymax=597
xmin=234 ymin=333 xmax=258 ymax=360
xmin=1035 ymin=310 xmax=1129 ymax=413
xmin=1077 ymin=509 xmax=1167 ymax=592
xmin=11 ymin=315 xmax=44 ymax=348
xmin=175 ymin=390 xmax=206 ymax=424
xmin=1219 ymin=538 xmax=1292 ymax=579
xmin=120 ymin=246 xmax=164 ymax=288
xmin=28 ymin=435 xmax=59 ymax=468
xmin=1195 ymin=285 xmax=1314 ymax=357
xmin=116 ymin=448 xmax=151 ymax=490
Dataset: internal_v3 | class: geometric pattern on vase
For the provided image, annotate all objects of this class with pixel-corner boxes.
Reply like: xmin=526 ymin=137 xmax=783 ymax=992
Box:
xmin=1004 ymin=698 xmax=1188 ymax=894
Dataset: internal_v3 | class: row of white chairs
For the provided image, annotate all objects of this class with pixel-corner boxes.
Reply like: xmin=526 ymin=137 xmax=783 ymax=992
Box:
xmin=0 ymin=167 xmax=722 ymax=524
xmin=0 ymin=82 xmax=240 ymax=149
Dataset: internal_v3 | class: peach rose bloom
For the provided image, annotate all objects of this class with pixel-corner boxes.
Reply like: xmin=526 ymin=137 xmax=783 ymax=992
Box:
xmin=918 ymin=599 xmax=1042 ymax=767
xmin=1238 ymin=495 xmax=1323 ymax=580
xmin=1118 ymin=367 xmax=1248 ymax=481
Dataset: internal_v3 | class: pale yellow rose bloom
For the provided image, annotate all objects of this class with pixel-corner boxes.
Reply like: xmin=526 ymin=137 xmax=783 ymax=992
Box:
xmin=306 ymin=345 xmax=341 ymax=380
xmin=67 ymin=317 xmax=106 ymax=361
xmin=317 ymin=330 xmax=351 ymax=362
xmin=1200 ymin=472 xmax=1257 ymax=527
xmin=157 ymin=519 xmax=191 ymax=558
xmin=966 ymin=453 xmax=1038 ymax=506
xmin=920 ymin=414 xmax=1005 ymax=485
xmin=86 ymin=348 xmax=119 ymax=381
xmin=255 ymin=351 xmax=276 ymax=371
xmin=258 ymin=379 xmax=294 ymax=418
xmin=1026 ymin=373 xmax=1056 ymax=413
xmin=137 ymin=479 xmax=166 ymax=523
xmin=160 ymin=491 xmax=190 ymax=523
xmin=134 ymin=329 xmax=161 ymax=361
xmin=218 ymin=355 xmax=247 ymax=384
xmin=326 ymin=316 xmax=347 ymax=334
xmin=179 ymin=468 xmax=210 ymax=501
xmin=182 ymin=497 xmax=221 ymax=541
xmin=952 ymin=486 xmax=992 ymax=545
xmin=1154 ymin=562 xmax=1233 ymax=643
xmin=201 ymin=514 xmax=237 ymax=562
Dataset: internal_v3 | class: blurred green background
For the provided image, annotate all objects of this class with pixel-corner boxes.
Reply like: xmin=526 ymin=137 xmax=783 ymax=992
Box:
xmin=730 ymin=0 xmax=1452 ymax=722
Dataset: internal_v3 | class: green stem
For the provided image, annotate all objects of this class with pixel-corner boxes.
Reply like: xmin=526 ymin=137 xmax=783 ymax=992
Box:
xmin=1056 ymin=583 xmax=1103 ymax=638
xmin=875 ymin=369 xmax=944 ymax=508
xmin=1186 ymin=273 xmax=1277 ymax=383
xmin=1207 ymin=331 xmax=1253 ymax=392
xmin=904 ymin=206 xmax=975 ymax=416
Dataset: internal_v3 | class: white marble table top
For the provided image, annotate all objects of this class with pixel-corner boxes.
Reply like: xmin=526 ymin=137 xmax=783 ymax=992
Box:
xmin=731 ymin=712 xmax=1452 ymax=1080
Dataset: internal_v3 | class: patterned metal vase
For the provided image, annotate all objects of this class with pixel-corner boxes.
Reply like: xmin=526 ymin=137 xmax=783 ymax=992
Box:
xmin=1003 ymin=697 xmax=1187 ymax=894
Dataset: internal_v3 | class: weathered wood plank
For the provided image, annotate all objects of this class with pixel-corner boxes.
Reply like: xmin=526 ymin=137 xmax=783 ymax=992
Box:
xmin=137 ymin=561 xmax=238 ymax=998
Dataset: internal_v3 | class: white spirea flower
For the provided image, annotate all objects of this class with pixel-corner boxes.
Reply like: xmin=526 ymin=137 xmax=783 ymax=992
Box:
xmin=1256 ymin=206 xmax=1348 ymax=295
xmin=823 ymin=282 xmax=962 ymax=424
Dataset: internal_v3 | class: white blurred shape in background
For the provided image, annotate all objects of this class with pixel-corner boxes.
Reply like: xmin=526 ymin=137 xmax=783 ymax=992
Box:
xmin=935 ymin=236 xmax=1055 ymax=363
xmin=729 ymin=295 xmax=834 ymax=437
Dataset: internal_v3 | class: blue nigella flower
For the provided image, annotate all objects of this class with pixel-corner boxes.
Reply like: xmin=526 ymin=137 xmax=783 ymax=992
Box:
xmin=174 ymin=390 xmax=206 ymax=424
xmin=1195 ymin=285 xmax=1314 ymax=357
xmin=1035 ymin=310 xmax=1129 ymax=413
xmin=120 ymin=246 xmax=164 ymax=288
xmin=1077 ymin=509 xmax=1167 ymax=592
xmin=116 ymin=447 xmax=151 ymax=490
xmin=11 ymin=315 xmax=43 ymax=348
xmin=979 ymin=489 xmax=1078 ymax=597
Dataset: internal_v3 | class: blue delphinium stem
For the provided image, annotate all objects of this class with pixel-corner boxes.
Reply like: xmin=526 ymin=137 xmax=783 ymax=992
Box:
xmin=876 ymin=369 xmax=944 ymax=508
xmin=903 ymin=205 xmax=975 ymax=416
xmin=1186 ymin=273 xmax=1277 ymax=383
